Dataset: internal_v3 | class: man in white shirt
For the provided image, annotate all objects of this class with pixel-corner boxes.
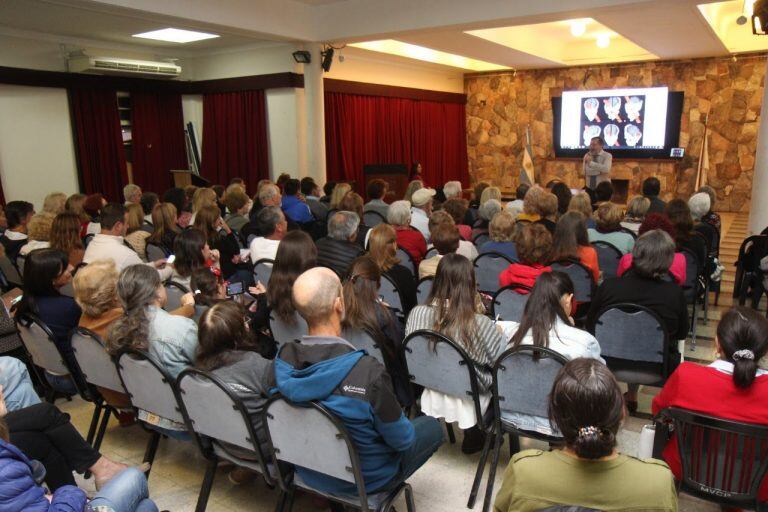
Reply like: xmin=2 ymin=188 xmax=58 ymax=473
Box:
xmin=583 ymin=136 xmax=613 ymax=189
xmin=84 ymin=203 xmax=171 ymax=279
xmin=249 ymin=206 xmax=287 ymax=263
xmin=123 ymin=184 xmax=142 ymax=206
xmin=410 ymin=188 xmax=435 ymax=242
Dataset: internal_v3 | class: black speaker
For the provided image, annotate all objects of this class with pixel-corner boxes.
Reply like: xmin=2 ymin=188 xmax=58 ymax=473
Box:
xmin=321 ymin=48 xmax=334 ymax=72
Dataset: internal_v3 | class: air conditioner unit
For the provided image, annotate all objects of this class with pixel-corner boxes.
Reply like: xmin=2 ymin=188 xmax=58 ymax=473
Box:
xmin=68 ymin=56 xmax=181 ymax=78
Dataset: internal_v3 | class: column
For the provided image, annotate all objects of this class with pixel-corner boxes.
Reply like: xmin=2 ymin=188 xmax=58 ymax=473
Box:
xmin=748 ymin=58 xmax=768 ymax=235
xmin=301 ymin=43 xmax=327 ymax=185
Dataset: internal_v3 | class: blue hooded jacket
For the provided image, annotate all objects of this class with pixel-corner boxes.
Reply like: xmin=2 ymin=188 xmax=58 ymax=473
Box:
xmin=274 ymin=337 xmax=415 ymax=495
xmin=0 ymin=438 xmax=87 ymax=512
xmin=281 ymin=195 xmax=314 ymax=224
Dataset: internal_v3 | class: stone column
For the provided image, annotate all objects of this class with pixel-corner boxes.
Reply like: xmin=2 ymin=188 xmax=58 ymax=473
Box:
xmin=302 ymin=43 xmax=327 ymax=185
xmin=748 ymin=58 xmax=768 ymax=235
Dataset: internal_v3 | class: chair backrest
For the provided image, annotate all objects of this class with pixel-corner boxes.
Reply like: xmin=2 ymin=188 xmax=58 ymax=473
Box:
xmin=146 ymin=242 xmax=168 ymax=262
xmin=472 ymin=233 xmax=490 ymax=247
xmin=591 ymin=303 xmax=667 ymax=365
xmin=681 ymin=248 xmax=700 ymax=302
xmin=164 ymin=281 xmax=189 ymax=311
xmin=491 ymin=284 xmax=531 ymax=322
xmin=416 ymin=276 xmax=434 ymax=305
xmin=115 ymin=349 xmax=184 ymax=424
xmin=403 ymin=329 xmax=483 ymax=421
xmin=269 ymin=311 xmax=308 ymax=346
xmin=0 ymin=255 xmax=22 ymax=286
xmin=378 ymin=274 xmax=404 ymax=316
xmin=591 ymin=241 xmax=622 ymax=280
xmin=16 ymin=254 xmax=25 ymax=278
xmin=71 ymin=327 xmax=125 ymax=395
xmin=424 ymin=247 xmax=439 ymax=259
xmin=619 ymin=227 xmax=638 ymax=239
xmin=661 ymin=407 xmax=768 ymax=509
xmin=494 ymin=345 xmax=567 ymax=427
xmin=396 ymin=247 xmax=416 ymax=276
xmin=342 ymin=328 xmax=385 ymax=366
xmin=16 ymin=314 xmax=69 ymax=375
xmin=362 ymin=210 xmax=386 ymax=228
xmin=473 ymin=252 xmax=514 ymax=294
xmin=550 ymin=260 xmax=594 ymax=303
xmin=83 ymin=233 xmax=95 ymax=248
xmin=177 ymin=369 xmax=271 ymax=477
xmin=252 ymin=258 xmax=275 ymax=286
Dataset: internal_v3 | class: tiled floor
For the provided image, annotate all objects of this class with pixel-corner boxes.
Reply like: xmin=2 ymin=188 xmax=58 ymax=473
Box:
xmin=57 ymin=213 xmax=751 ymax=512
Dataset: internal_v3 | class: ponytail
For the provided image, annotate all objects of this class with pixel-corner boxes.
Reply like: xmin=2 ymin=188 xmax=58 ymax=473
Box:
xmin=106 ymin=265 xmax=160 ymax=355
xmin=717 ymin=307 xmax=768 ymax=389
xmin=572 ymin=426 xmax=617 ymax=460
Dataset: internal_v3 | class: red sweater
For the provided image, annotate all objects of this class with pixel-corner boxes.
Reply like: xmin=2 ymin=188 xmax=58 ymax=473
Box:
xmin=499 ymin=263 xmax=551 ymax=292
xmin=652 ymin=362 xmax=768 ymax=500
xmin=395 ymin=227 xmax=427 ymax=267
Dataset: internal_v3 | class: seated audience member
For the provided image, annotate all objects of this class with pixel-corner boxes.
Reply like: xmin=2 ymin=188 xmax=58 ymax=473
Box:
xmin=499 ymin=223 xmax=553 ymax=291
xmin=301 ymin=177 xmax=328 ymax=221
xmin=223 ymin=186 xmax=251 ymax=232
xmin=18 ymin=213 xmax=53 ymax=257
xmin=162 ymin=187 xmax=190 ymax=227
xmin=587 ymin=229 xmax=688 ymax=412
xmin=140 ymin=192 xmax=159 ymax=226
xmin=315 ymin=211 xmax=364 ymax=277
xmin=82 ymin=193 xmax=107 ymax=236
xmin=330 ymin=182 xmax=352 ymax=211
xmin=470 ymin=181 xmax=490 ymax=209
xmin=419 ymin=223 xmax=461 ymax=279
xmin=473 ymin=199 xmax=502 ymax=240
xmin=410 ymin=188 xmax=436 ymax=242
xmin=689 ymin=191 xmax=719 ymax=255
xmin=388 ymin=200 xmax=427 ymax=266
xmin=593 ymin=181 xmax=614 ymax=209
xmin=536 ymin=191 xmax=559 ymax=234
xmin=195 ymin=205 xmax=252 ymax=285
xmin=517 ymin=186 xmax=545 ymax=223
xmin=0 ymin=205 xmax=6 ymax=235
xmin=494 ymin=358 xmax=677 ymax=512
xmin=43 ymin=192 xmax=67 ymax=216
xmin=339 ymin=191 xmax=371 ymax=248
xmin=406 ymin=254 xmax=502 ymax=453
xmin=504 ymin=272 xmax=603 ymax=434
xmin=147 ymin=202 xmax=180 ymax=255
xmin=49 ymin=212 xmax=85 ymax=268
xmin=666 ymin=198 xmax=707 ymax=268
xmin=320 ymin=181 xmax=335 ymax=205
xmin=363 ymin=179 xmax=390 ymax=220
xmin=367 ymin=224 xmax=417 ymax=315
xmin=621 ymin=195 xmax=650 ymax=235
xmin=550 ymin=212 xmax=600 ymax=283
xmin=249 ymin=182 xmax=281 ymax=226
xmin=429 ymin=210 xmax=477 ymax=261
xmin=480 ymin=186 xmax=502 ymax=205
xmin=403 ymin=180 xmax=423 ymax=204
xmin=124 ymin=203 xmax=151 ymax=261
xmin=65 ymin=193 xmax=90 ymax=225
xmin=343 ymin=256 xmax=412 ymax=407
xmin=0 ymin=356 xmax=40 ymax=412
xmin=616 ymin=213 xmax=687 ymax=285
xmin=652 ymin=306 xmax=768 ymax=501
xmin=1 ymin=200 xmax=34 ymax=260
xmin=567 ymin=192 xmax=596 ymax=229
xmin=550 ymin=182 xmax=573 ymax=217
xmin=191 ymin=187 xmax=218 ymax=224
xmin=643 ymin=177 xmax=667 ymax=214
xmin=123 ymin=184 xmax=142 ymax=206
xmin=505 ymin=183 xmax=529 ymax=218
xmin=189 ymin=268 xmax=228 ymax=322
xmin=443 ymin=180 xmax=462 ymax=201
xmin=281 ymin=178 xmax=313 ymax=224
xmin=442 ymin=198 xmax=472 ymax=241
xmin=588 ymin=202 xmax=635 ymax=254
xmin=275 ymin=267 xmax=443 ymax=494
xmin=249 ymin=206 xmax=287 ymax=264
xmin=16 ymin=249 xmax=79 ymax=394
xmin=84 ymin=203 xmax=171 ymax=279
xmin=697 ymin=185 xmax=721 ymax=232
xmin=170 ymin=229 xmax=211 ymax=290
xmin=479 ymin=210 xmax=518 ymax=261
xmin=213 ymin=184 xmax=227 ymax=217
xmin=276 ymin=173 xmax=290 ymax=191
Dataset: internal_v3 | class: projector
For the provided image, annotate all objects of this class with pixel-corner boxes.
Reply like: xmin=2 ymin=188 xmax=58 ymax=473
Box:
xmin=753 ymin=0 xmax=768 ymax=35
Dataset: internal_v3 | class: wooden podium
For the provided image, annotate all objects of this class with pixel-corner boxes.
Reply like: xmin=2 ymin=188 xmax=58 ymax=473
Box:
xmin=363 ymin=164 xmax=409 ymax=202
xmin=170 ymin=170 xmax=209 ymax=188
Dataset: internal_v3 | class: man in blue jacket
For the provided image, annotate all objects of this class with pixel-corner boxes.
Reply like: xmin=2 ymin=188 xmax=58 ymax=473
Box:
xmin=281 ymin=178 xmax=314 ymax=224
xmin=274 ymin=267 xmax=443 ymax=495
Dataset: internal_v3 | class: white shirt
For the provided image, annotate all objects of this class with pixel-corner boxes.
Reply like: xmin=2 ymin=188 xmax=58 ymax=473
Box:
xmin=84 ymin=233 xmax=172 ymax=280
xmin=410 ymin=207 xmax=430 ymax=242
xmin=19 ymin=240 xmax=49 ymax=256
xmin=458 ymin=240 xmax=478 ymax=261
xmin=249 ymin=237 xmax=280 ymax=263
xmin=583 ymin=150 xmax=613 ymax=188
xmin=3 ymin=231 xmax=27 ymax=241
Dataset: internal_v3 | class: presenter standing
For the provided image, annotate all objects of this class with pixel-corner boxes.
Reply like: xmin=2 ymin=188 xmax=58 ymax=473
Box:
xmin=583 ymin=136 xmax=612 ymax=189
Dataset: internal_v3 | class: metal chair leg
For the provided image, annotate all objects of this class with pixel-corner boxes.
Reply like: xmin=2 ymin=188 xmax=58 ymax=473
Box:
xmin=143 ymin=430 xmax=162 ymax=476
xmin=404 ymin=484 xmax=416 ymax=512
xmin=481 ymin=429 xmax=505 ymax=512
xmin=467 ymin=428 xmax=495 ymax=508
xmin=446 ymin=422 xmax=456 ymax=444
xmin=92 ymin=407 xmax=112 ymax=452
xmin=194 ymin=458 xmax=218 ymax=512
xmin=85 ymin=402 xmax=103 ymax=446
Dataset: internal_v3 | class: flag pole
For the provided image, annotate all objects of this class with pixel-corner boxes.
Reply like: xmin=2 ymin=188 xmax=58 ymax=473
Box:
xmin=695 ymin=115 xmax=709 ymax=190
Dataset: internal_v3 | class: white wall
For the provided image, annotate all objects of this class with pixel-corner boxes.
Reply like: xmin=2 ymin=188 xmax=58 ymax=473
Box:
xmin=0 ymin=85 xmax=80 ymax=209
xmin=266 ymin=89 xmax=305 ymax=180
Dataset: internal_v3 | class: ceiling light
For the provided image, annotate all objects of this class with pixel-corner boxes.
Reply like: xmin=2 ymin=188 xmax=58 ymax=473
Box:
xmin=570 ymin=20 xmax=587 ymax=37
xmin=596 ymin=34 xmax=611 ymax=48
xmin=132 ymin=28 xmax=219 ymax=43
xmin=349 ymin=40 xmax=507 ymax=71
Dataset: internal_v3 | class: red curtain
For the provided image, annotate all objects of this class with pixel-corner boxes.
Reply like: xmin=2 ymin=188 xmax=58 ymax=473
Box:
xmin=131 ymin=92 xmax=188 ymax=194
xmin=68 ymin=88 xmax=127 ymax=202
xmin=201 ymin=90 xmax=269 ymax=186
xmin=324 ymin=92 xmax=469 ymax=189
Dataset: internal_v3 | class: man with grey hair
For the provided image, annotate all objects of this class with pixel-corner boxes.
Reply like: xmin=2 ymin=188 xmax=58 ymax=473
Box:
xmin=443 ymin=181 xmax=462 ymax=200
xmin=123 ymin=184 xmax=142 ymax=206
xmin=273 ymin=267 xmax=443 ymax=496
xmin=388 ymin=200 xmax=427 ymax=266
xmin=315 ymin=211 xmax=364 ymax=277
xmin=243 ymin=183 xmax=294 ymax=240
xmin=248 ymin=206 xmax=288 ymax=263
xmin=410 ymin=188 xmax=436 ymax=242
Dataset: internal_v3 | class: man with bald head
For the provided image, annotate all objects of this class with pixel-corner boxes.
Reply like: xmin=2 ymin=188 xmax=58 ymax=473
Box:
xmin=274 ymin=268 xmax=443 ymax=495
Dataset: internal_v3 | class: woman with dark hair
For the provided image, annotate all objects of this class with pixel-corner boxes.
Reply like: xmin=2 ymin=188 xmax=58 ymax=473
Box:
xmin=264 ymin=230 xmax=317 ymax=329
xmin=652 ymin=306 xmax=768 ymax=501
xmin=550 ymin=182 xmax=573 ymax=217
xmin=409 ymin=161 xmax=423 ymax=182
xmin=405 ymin=253 xmax=503 ymax=453
xmin=442 ymin=198 xmax=472 ymax=241
xmin=549 ymin=212 xmax=600 ymax=283
xmin=169 ymin=228 xmax=211 ymax=290
xmin=499 ymin=223 xmax=552 ymax=291
xmin=666 ymin=198 xmax=707 ymax=268
xmin=616 ymin=213 xmax=686 ymax=285
xmin=343 ymin=256 xmax=412 ymax=407
xmin=189 ymin=267 xmax=228 ymax=322
xmin=148 ymin=202 xmax=180 ymax=254
xmin=16 ymin=248 xmax=79 ymax=394
xmin=366 ymin=223 xmax=417 ymax=315
xmin=593 ymin=181 xmax=614 ymax=207
xmin=494 ymin=358 xmax=677 ymax=512
xmin=81 ymin=193 xmax=106 ymax=237
xmin=194 ymin=204 xmax=252 ymax=285
xmin=49 ymin=212 xmax=85 ymax=268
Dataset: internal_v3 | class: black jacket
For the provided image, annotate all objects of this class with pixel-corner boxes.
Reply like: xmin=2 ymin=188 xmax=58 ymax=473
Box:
xmin=315 ymin=237 xmax=364 ymax=277
xmin=645 ymin=195 xmax=667 ymax=215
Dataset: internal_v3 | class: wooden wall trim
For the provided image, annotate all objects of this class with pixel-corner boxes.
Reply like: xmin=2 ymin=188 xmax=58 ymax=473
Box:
xmin=324 ymin=78 xmax=466 ymax=104
xmin=0 ymin=66 xmax=304 ymax=93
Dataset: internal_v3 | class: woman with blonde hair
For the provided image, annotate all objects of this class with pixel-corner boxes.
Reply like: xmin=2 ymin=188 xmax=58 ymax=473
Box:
xmin=124 ymin=203 xmax=151 ymax=261
xmin=43 ymin=192 xmax=67 ymax=215
xmin=330 ymin=183 xmax=352 ymax=210
xmin=479 ymin=210 xmax=518 ymax=260
xmin=194 ymin=205 xmax=251 ymax=285
xmin=65 ymin=193 xmax=90 ymax=224
xmin=19 ymin=213 xmax=54 ymax=256
xmin=588 ymin=202 xmax=635 ymax=254
xmin=191 ymin=188 xmax=218 ymax=222
xmin=567 ymin=192 xmax=596 ymax=229
xmin=148 ymin=203 xmax=179 ymax=254
xmin=403 ymin=180 xmax=423 ymax=203
xmin=49 ymin=212 xmax=85 ymax=268
xmin=367 ymin=223 xmax=417 ymax=314
xmin=480 ymin=186 xmax=502 ymax=205
xmin=621 ymin=195 xmax=651 ymax=235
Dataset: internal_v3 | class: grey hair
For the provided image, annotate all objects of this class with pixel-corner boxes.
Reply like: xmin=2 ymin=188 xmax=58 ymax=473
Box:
xmin=123 ymin=184 xmax=141 ymax=202
xmin=631 ymin=229 xmax=675 ymax=279
xmin=256 ymin=205 xmax=284 ymax=236
xmin=258 ymin=184 xmax=280 ymax=203
xmin=479 ymin=199 xmax=502 ymax=221
xmin=688 ymin=192 xmax=711 ymax=221
xmin=626 ymin=195 xmax=650 ymax=219
xmin=505 ymin=201 xmax=524 ymax=219
xmin=328 ymin=211 xmax=360 ymax=241
xmin=443 ymin=181 xmax=462 ymax=199
xmin=387 ymin=200 xmax=412 ymax=226
xmin=106 ymin=264 xmax=161 ymax=354
xmin=698 ymin=185 xmax=716 ymax=210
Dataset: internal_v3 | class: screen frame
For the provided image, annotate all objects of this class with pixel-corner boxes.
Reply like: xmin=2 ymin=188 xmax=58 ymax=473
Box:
xmin=551 ymin=91 xmax=684 ymax=159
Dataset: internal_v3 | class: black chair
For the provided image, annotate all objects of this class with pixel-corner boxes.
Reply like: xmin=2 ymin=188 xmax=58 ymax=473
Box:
xmin=491 ymin=284 xmax=531 ymax=322
xmin=655 ymin=407 xmax=768 ymax=511
xmin=472 ymin=233 xmax=490 ymax=247
xmin=619 ymin=226 xmax=638 ymax=239
xmin=396 ymin=246 xmax=417 ymax=277
xmin=416 ymin=276 xmax=434 ymax=305
xmin=733 ymin=235 xmax=768 ymax=309
xmin=363 ymin=210 xmax=386 ymax=228
xmin=164 ymin=281 xmax=190 ymax=312
xmin=379 ymin=274 xmax=405 ymax=319
xmin=473 ymin=252 xmax=514 ymax=295
xmin=549 ymin=259 xmax=595 ymax=318
xmin=146 ymin=242 xmax=169 ymax=262
xmin=591 ymin=241 xmax=622 ymax=280
xmin=424 ymin=247 xmax=439 ymax=259
xmin=681 ymin=247 xmax=704 ymax=346
xmin=252 ymin=258 xmax=275 ymax=286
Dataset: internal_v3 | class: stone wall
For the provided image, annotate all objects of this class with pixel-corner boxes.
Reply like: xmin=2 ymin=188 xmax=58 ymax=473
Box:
xmin=465 ymin=54 xmax=767 ymax=212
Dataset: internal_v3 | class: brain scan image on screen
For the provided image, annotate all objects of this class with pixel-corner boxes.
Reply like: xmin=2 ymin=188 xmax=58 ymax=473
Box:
xmin=624 ymin=96 xmax=643 ymax=123
xmin=603 ymin=124 xmax=620 ymax=147
xmin=583 ymin=125 xmax=602 ymax=146
xmin=603 ymin=97 xmax=623 ymax=121
xmin=583 ymin=98 xmax=600 ymax=122
xmin=624 ymin=124 xmax=642 ymax=147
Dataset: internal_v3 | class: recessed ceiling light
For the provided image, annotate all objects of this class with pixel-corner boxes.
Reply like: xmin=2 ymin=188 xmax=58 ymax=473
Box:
xmin=570 ymin=20 xmax=587 ymax=37
xmin=596 ymin=33 xmax=611 ymax=48
xmin=132 ymin=28 xmax=219 ymax=43
xmin=349 ymin=40 xmax=507 ymax=71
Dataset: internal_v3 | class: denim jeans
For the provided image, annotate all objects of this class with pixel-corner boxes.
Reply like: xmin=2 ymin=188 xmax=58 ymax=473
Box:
xmin=44 ymin=371 xmax=77 ymax=396
xmin=378 ymin=415 xmax=444 ymax=492
xmin=87 ymin=467 xmax=158 ymax=512
xmin=0 ymin=356 xmax=41 ymax=411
